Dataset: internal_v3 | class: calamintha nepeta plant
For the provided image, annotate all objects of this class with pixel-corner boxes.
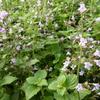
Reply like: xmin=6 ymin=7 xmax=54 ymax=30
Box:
xmin=0 ymin=0 xmax=100 ymax=100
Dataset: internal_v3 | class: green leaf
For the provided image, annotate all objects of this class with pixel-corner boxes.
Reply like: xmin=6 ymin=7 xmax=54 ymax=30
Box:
xmin=66 ymin=74 xmax=78 ymax=90
xmin=27 ymin=59 xmax=39 ymax=66
xmin=54 ymin=92 xmax=69 ymax=100
xmin=48 ymin=80 xmax=58 ymax=90
xmin=26 ymin=70 xmax=47 ymax=85
xmin=57 ymin=87 xmax=66 ymax=96
xmin=21 ymin=82 xmax=41 ymax=100
xmin=56 ymin=74 xmax=66 ymax=86
xmin=34 ymin=70 xmax=47 ymax=79
xmin=69 ymin=91 xmax=79 ymax=100
xmin=79 ymin=89 xmax=91 ymax=100
xmin=0 ymin=75 xmax=17 ymax=87
xmin=48 ymin=74 xmax=66 ymax=90
xmin=26 ymin=77 xmax=39 ymax=85
xmin=37 ymin=79 xmax=48 ymax=86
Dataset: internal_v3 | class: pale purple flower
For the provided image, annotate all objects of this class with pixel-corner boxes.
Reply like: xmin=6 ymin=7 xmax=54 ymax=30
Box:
xmin=16 ymin=45 xmax=21 ymax=51
xmin=78 ymin=2 xmax=87 ymax=13
xmin=84 ymin=62 xmax=93 ymax=70
xmin=79 ymin=70 xmax=84 ymax=76
xmin=0 ymin=11 xmax=8 ymax=21
xmin=61 ymin=57 xmax=71 ymax=71
xmin=0 ymin=27 xmax=6 ymax=33
xmin=79 ymin=37 xmax=87 ymax=48
xmin=76 ymin=83 xmax=84 ymax=91
xmin=87 ymin=37 xmax=94 ymax=42
xmin=94 ymin=60 xmax=100 ymax=67
xmin=93 ymin=49 xmax=100 ymax=57
xmin=11 ymin=58 xmax=16 ymax=65
xmin=95 ymin=17 xmax=100 ymax=22
xmin=92 ymin=83 xmax=100 ymax=91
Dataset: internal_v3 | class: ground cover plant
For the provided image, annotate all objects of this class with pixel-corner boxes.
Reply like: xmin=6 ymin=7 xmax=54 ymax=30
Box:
xmin=0 ymin=0 xmax=100 ymax=100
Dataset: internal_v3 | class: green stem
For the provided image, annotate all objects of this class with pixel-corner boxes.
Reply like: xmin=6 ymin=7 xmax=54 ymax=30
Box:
xmin=77 ymin=46 xmax=82 ymax=83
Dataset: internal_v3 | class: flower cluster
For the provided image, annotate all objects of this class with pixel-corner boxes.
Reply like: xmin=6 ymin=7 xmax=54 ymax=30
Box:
xmin=0 ymin=10 xmax=8 ymax=22
xmin=0 ymin=10 xmax=8 ymax=40
xmin=0 ymin=0 xmax=100 ymax=100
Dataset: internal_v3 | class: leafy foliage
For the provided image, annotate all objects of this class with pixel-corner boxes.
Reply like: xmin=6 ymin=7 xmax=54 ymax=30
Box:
xmin=0 ymin=0 xmax=100 ymax=100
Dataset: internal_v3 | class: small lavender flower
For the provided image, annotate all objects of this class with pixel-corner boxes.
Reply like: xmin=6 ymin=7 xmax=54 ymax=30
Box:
xmin=16 ymin=45 xmax=21 ymax=51
xmin=92 ymin=83 xmax=100 ymax=91
xmin=0 ymin=27 xmax=6 ymax=33
xmin=94 ymin=60 xmax=100 ymax=67
xmin=79 ymin=70 xmax=84 ymax=76
xmin=78 ymin=2 xmax=87 ymax=13
xmin=93 ymin=49 xmax=100 ymax=57
xmin=61 ymin=57 xmax=71 ymax=71
xmin=84 ymin=62 xmax=93 ymax=70
xmin=76 ymin=83 xmax=84 ymax=91
xmin=87 ymin=37 xmax=94 ymax=42
xmin=79 ymin=37 xmax=87 ymax=48
xmin=11 ymin=58 xmax=16 ymax=65
xmin=0 ymin=11 xmax=8 ymax=21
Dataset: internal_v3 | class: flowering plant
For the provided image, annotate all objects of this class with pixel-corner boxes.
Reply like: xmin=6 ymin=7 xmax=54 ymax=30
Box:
xmin=0 ymin=0 xmax=100 ymax=100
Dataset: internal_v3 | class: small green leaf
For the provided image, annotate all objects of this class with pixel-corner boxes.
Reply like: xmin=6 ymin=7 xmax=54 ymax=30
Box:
xmin=26 ymin=77 xmax=39 ymax=85
xmin=34 ymin=70 xmax=47 ymax=79
xmin=54 ymin=92 xmax=69 ymax=100
xmin=26 ymin=70 xmax=47 ymax=85
xmin=48 ymin=74 xmax=66 ymax=90
xmin=57 ymin=87 xmax=66 ymax=96
xmin=69 ymin=91 xmax=79 ymax=100
xmin=0 ymin=75 xmax=17 ymax=86
xmin=79 ymin=89 xmax=91 ymax=100
xmin=37 ymin=79 xmax=48 ymax=86
xmin=28 ymin=59 xmax=39 ymax=66
xmin=66 ymin=74 xmax=78 ymax=90
xmin=21 ymin=82 xmax=41 ymax=100
xmin=48 ymin=80 xmax=58 ymax=90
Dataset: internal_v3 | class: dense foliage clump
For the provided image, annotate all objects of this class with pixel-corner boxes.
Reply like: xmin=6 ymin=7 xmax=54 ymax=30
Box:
xmin=0 ymin=0 xmax=100 ymax=100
